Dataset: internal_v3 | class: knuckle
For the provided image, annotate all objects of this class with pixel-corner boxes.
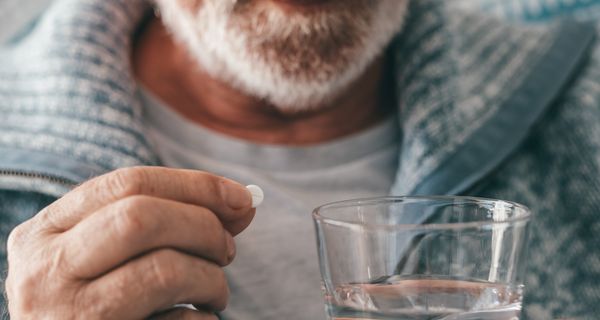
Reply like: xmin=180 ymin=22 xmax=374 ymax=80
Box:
xmin=150 ymin=250 xmax=185 ymax=291
xmin=193 ymin=209 xmax=230 ymax=266
xmin=82 ymin=289 xmax=119 ymax=320
xmin=112 ymin=196 xmax=156 ymax=240
xmin=197 ymin=172 xmax=225 ymax=200
xmin=5 ymin=229 xmax=77 ymax=319
xmin=212 ymin=176 xmax=229 ymax=203
xmin=6 ymin=233 xmax=49 ymax=307
xmin=7 ymin=223 xmax=27 ymax=253
xmin=77 ymin=272 xmax=125 ymax=319
xmin=6 ymin=268 xmax=42 ymax=315
xmin=217 ymin=230 xmax=232 ymax=266
xmin=104 ymin=167 xmax=148 ymax=198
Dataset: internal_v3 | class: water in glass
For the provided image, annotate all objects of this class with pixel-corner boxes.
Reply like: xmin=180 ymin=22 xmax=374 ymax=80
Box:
xmin=326 ymin=275 xmax=522 ymax=320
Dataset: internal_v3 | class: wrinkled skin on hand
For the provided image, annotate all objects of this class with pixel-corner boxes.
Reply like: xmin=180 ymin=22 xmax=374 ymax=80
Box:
xmin=6 ymin=167 xmax=256 ymax=320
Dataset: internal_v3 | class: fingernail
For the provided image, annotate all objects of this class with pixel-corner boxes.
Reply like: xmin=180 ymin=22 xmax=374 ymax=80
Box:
xmin=226 ymin=232 xmax=236 ymax=262
xmin=246 ymin=185 xmax=264 ymax=208
xmin=222 ymin=179 xmax=252 ymax=209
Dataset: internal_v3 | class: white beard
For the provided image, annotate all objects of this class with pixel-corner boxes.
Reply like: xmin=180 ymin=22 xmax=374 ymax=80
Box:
xmin=155 ymin=0 xmax=409 ymax=112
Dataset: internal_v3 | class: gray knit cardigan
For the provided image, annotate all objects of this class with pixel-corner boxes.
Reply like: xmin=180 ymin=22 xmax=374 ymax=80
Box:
xmin=0 ymin=0 xmax=599 ymax=319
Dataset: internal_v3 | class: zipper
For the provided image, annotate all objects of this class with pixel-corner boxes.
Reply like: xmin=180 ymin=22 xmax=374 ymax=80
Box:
xmin=0 ymin=170 xmax=77 ymax=188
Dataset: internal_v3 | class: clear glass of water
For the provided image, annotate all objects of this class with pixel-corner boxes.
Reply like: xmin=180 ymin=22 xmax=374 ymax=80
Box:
xmin=313 ymin=196 xmax=532 ymax=320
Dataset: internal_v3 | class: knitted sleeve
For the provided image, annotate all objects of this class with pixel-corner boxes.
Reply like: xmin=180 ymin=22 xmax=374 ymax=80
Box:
xmin=471 ymin=28 xmax=600 ymax=319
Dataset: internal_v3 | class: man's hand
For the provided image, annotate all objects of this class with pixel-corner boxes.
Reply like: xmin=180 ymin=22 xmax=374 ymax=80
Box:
xmin=5 ymin=167 xmax=255 ymax=319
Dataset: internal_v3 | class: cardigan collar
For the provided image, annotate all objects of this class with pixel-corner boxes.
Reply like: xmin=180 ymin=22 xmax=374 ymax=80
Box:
xmin=0 ymin=0 xmax=595 ymax=196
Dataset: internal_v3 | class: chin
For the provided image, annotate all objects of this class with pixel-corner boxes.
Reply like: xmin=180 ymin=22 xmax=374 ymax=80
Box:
xmin=156 ymin=0 xmax=409 ymax=111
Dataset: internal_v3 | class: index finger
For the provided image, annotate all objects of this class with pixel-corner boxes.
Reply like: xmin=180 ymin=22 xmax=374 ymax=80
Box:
xmin=38 ymin=167 xmax=254 ymax=235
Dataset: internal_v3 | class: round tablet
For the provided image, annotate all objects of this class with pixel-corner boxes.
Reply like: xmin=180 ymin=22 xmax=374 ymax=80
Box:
xmin=246 ymin=185 xmax=264 ymax=208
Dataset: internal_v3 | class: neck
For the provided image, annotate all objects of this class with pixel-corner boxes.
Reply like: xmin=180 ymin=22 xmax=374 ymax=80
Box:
xmin=133 ymin=17 xmax=395 ymax=145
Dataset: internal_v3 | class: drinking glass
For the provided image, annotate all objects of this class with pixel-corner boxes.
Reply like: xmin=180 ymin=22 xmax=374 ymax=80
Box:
xmin=313 ymin=196 xmax=532 ymax=320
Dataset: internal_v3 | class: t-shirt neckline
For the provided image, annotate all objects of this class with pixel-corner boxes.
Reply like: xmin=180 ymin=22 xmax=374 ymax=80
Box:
xmin=140 ymin=85 xmax=400 ymax=172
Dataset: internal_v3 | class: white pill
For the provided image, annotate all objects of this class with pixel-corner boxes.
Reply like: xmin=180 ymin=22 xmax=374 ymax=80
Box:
xmin=246 ymin=185 xmax=264 ymax=208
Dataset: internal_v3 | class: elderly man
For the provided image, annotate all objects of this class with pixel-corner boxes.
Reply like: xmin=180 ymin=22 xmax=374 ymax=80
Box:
xmin=0 ymin=0 xmax=599 ymax=319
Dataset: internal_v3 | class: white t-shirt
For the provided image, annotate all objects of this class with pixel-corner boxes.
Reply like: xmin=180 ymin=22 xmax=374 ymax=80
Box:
xmin=140 ymin=88 xmax=400 ymax=320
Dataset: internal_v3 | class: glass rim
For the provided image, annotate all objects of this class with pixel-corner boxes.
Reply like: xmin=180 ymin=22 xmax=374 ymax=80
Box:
xmin=312 ymin=196 xmax=532 ymax=231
